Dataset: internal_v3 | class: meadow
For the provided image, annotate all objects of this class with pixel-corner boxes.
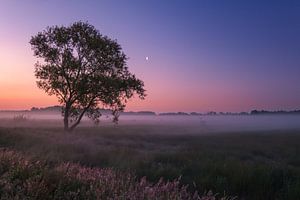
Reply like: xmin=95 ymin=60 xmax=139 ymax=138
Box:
xmin=0 ymin=114 xmax=300 ymax=199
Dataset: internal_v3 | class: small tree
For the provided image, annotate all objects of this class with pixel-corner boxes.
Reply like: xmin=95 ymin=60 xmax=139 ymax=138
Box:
xmin=30 ymin=22 xmax=145 ymax=131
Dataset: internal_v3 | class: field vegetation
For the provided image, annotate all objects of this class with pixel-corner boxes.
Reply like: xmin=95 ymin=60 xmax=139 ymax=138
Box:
xmin=0 ymin=117 xmax=300 ymax=199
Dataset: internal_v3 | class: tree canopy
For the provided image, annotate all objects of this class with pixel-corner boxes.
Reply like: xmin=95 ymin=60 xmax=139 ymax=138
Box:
xmin=30 ymin=21 xmax=145 ymax=131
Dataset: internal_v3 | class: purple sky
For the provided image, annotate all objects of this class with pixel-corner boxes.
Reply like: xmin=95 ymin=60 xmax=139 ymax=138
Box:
xmin=0 ymin=0 xmax=299 ymax=112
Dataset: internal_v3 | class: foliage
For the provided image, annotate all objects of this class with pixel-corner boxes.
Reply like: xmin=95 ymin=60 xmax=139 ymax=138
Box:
xmin=0 ymin=149 xmax=232 ymax=200
xmin=30 ymin=21 xmax=145 ymax=131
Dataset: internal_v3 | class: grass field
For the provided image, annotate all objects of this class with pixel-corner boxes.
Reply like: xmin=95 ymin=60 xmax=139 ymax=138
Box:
xmin=0 ymin=115 xmax=300 ymax=199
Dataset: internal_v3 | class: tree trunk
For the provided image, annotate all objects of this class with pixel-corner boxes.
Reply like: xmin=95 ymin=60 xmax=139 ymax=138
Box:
xmin=65 ymin=99 xmax=94 ymax=132
xmin=69 ymin=108 xmax=87 ymax=131
xmin=64 ymin=103 xmax=70 ymax=131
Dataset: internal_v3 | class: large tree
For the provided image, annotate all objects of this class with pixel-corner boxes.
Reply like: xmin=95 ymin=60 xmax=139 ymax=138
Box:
xmin=30 ymin=22 xmax=145 ymax=131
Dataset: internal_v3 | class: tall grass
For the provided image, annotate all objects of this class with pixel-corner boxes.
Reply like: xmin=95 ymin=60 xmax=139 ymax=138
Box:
xmin=0 ymin=149 xmax=232 ymax=199
xmin=0 ymin=125 xmax=300 ymax=199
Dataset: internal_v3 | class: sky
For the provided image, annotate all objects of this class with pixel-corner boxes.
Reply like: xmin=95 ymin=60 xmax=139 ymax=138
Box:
xmin=0 ymin=0 xmax=300 ymax=112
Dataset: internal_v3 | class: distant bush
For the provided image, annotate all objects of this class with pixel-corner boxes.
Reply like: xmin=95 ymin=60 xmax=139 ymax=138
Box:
xmin=0 ymin=149 xmax=234 ymax=200
xmin=12 ymin=114 xmax=28 ymax=122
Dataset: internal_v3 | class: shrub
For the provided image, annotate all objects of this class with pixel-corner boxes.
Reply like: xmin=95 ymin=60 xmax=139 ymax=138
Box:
xmin=12 ymin=114 xmax=28 ymax=123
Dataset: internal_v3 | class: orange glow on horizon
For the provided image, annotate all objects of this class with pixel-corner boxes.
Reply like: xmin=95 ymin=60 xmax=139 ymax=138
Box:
xmin=0 ymin=21 xmax=299 ymax=113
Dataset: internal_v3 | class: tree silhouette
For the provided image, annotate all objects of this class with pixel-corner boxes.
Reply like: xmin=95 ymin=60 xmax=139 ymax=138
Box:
xmin=30 ymin=22 xmax=145 ymax=131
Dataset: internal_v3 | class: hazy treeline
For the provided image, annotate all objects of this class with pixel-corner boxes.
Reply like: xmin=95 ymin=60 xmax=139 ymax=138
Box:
xmin=2 ymin=106 xmax=300 ymax=117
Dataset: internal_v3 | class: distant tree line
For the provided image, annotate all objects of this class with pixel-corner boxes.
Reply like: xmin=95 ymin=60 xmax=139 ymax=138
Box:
xmin=30 ymin=106 xmax=156 ymax=116
xmin=250 ymin=109 xmax=300 ymax=115
xmin=27 ymin=107 xmax=300 ymax=116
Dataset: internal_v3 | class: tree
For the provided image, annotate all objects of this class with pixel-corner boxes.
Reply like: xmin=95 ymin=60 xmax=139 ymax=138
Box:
xmin=30 ymin=22 xmax=145 ymax=131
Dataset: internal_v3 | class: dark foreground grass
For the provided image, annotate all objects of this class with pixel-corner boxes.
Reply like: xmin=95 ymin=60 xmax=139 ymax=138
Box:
xmin=0 ymin=149 xmax=230 ymax=199
xmin=0 ymin=124 xmax=299 ymax=199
